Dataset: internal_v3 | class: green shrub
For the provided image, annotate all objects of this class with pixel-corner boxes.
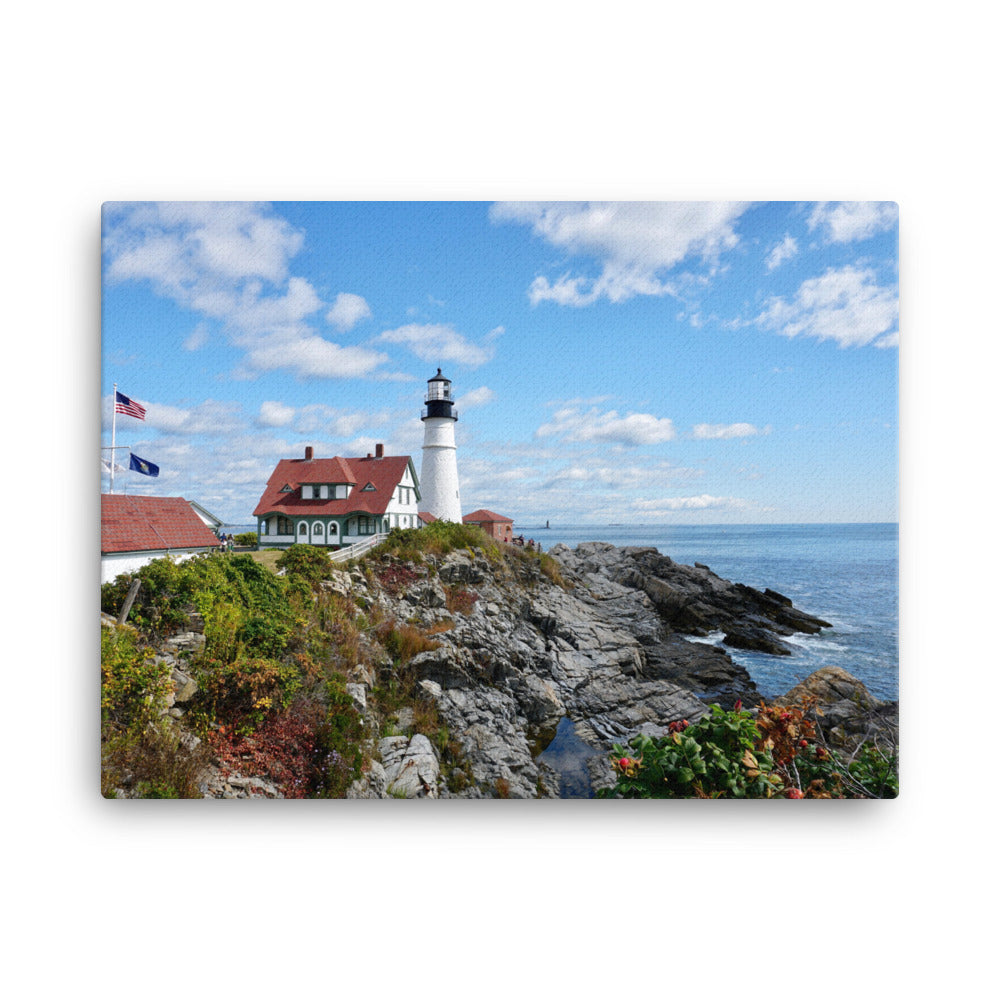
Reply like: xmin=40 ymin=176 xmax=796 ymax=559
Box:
xmin=234 ymin=531 xmax=258 ymax=547
xmin=101 ymin=626 xmax=172 ymax=732
xmin=196 ymin=654 xmax=302 ymax=734
xmin=276 ymin=544 xmax=332 ymax=586
xmin=373 ymin=521 xmax=495 ymax=560
xmin=601 ymin=704 xmax=781 ymax=799
xmin=310 ymin=677 xmax=367 ymax=797
xmin=600 ymin=700 xmax=898 ymax=799
xmin=102 ymin=722 xmax=208 ymax=798
xmin=101 ymin=558 xmax=191 ymax=636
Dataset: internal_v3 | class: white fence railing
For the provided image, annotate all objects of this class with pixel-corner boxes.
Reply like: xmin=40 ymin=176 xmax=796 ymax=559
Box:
xmin=328 ymin=533 xmax=389 ymax=564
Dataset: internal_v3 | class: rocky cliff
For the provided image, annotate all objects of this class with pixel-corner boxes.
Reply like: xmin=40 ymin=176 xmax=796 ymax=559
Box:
xmin=119 ymin=538 xmax=894 ymax=799
xmin=339 ymin=540 xmax=853 ymax=799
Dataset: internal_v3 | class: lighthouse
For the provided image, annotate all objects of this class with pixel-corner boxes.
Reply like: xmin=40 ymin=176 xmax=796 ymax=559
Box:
xmin=420 ymin=368 xmax=462 ymax=522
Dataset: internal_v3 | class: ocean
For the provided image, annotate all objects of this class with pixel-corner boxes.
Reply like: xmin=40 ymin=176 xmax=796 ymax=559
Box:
xmin=517 ymin=522 xmax=899 ymax=703
xmin=224 ymin=520 xmax=899 ymax=704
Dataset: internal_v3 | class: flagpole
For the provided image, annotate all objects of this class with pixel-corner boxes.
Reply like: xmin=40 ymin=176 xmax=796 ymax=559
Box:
xmin=110 ymin=382 xmax=117 ymax=494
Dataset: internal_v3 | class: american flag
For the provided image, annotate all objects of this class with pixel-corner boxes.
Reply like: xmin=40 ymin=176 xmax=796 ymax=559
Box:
xmin=114 ymin=390 xmax=146 ymax=420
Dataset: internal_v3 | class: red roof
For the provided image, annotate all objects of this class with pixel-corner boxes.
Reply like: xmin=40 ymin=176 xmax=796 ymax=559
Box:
xmin=463 ymin=508 xmax=513 ymax=524
xmin=417 ymin=511 xmax=438 ymax=524
xmin=253 ymin=453 xmax=416 ymax=518
xmin=101 ymin=495 xmax=221 ymax=554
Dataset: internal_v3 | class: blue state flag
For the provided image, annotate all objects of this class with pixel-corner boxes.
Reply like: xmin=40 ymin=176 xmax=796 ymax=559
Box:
xmin=129 ymin=452 xmax=160 ymax=477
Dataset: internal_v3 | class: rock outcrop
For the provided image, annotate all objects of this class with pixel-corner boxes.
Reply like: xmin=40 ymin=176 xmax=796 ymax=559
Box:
xmin=353 ymin=540 xmax=839 ymax=798
xmin=117 ymin=539 xmax=871 ymax=799
xmin=773 ymin=665 xmax=898 ymax=752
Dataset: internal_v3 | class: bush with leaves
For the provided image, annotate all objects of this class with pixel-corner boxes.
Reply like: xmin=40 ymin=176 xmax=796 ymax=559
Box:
xmin=101 ymin=626 xmax=173 ymax=732
xmin=196 ymin=654 xmax=302 ymax=735
xmin=601 ymin=700 xmax=898 ymax=799
xmin=276 ymin=543 xmax=333 ymax=586
xmin=102 ymin=722 xmax=208 ymax=798
xmin=601 ymin=704 xmax=781 ymax=799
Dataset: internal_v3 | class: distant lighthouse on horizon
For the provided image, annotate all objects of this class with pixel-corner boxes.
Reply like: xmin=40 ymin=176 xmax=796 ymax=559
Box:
xmin=419 ymin=368 xmax=462 ymax=523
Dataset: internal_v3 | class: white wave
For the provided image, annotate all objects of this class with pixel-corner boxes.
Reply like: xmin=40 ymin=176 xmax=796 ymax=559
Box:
xmin=687 ymin=631 xmax=727 ymax=646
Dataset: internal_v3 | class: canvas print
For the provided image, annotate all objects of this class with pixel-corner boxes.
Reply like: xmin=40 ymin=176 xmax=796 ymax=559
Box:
xmin=100 ymin=201 xmax=899 ymax=799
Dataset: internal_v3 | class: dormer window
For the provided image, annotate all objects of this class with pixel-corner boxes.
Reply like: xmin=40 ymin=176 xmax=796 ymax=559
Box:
xmin=302 ymin=484 xmax=314 ymax=499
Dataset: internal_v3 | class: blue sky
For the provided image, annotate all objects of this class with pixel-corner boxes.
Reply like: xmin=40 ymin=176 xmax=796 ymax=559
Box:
xmin=101 ymin=201 xmax=898 ymax=525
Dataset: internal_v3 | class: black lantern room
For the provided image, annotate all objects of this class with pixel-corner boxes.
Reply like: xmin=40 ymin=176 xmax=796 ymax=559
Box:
xmin=422 ymin=368 xmax=458 ymax=421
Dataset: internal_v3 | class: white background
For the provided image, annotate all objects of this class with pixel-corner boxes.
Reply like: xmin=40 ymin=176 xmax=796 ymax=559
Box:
xmin=5 ymin=3 xmax=993 ymax=996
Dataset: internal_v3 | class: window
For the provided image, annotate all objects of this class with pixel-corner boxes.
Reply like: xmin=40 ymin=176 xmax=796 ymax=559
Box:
xmin=302 ymin=484 xmax=314 ymax=499
xmin=313 ymin=522 xmax=323 ymax=536
xmin=276 ymin=516 xmax=293 ymax=535
xmin=362 ymin=482 xmax=376 ymax=492
xmin=298 ymin=523 xmax=307 ymax=536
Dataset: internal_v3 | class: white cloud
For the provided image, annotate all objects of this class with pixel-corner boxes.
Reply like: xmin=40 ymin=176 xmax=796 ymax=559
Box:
xmin=544 ymin=460 xmax=701 ymax=490
xmin=142 ymin=399 xmax=244 ymax=436
xmin=691 ymin=422 xmax=766 ymax=440
xmin=765 ymin=233 xmax=798 ymax=271
xmin=257 ymin=400 xmax=296 ymax=428
xmin=105 ymin=201 xmax=303 ymax=293
xmin=459 ymin=386 xmax=496 ymax=409
xmin=754 ymin=265 xmax=898 ymax=348
xmin=103 ymin=202 xmax=391 ymax=381
xmin=378 ymin=323 xmax=496 ymax=367
xmin=491 ymin=201 xmax=750 ymax=306
xmin=295 ymin=404 xmax=388 ymax=438
xmin=241 ymin=336 xmax=390 ymax=379
xmin=631 ymin=495 xmax=751 ymax=512
xmin=807 ymin=202 xmax=898 ymax=244
xmin=327 ymin=292 xmax=372 ymax=332
xmin=183 ymin=323 xmax=210 ymax=351
xmin=536 ymin=405 xmax=676 ymax=446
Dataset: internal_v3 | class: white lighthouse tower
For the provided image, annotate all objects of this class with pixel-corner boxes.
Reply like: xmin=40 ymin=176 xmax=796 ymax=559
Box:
xmin=420 ymin=368 xmax=462 ymax=522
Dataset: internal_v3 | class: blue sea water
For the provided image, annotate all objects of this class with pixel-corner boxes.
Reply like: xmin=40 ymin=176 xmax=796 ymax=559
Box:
xmin=517 ymin=522 xmax=899 ymax=703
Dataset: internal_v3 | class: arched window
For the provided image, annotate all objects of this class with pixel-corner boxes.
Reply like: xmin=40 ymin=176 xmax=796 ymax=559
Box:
xmin=313 ymin=522 xmax=323 ymax=537
xmin=298 ymin=522 xmax=307 ymax=537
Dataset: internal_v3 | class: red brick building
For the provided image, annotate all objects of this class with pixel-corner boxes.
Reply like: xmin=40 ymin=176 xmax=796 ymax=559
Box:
xmin=462 ymin=508 xmax=514 ymax=543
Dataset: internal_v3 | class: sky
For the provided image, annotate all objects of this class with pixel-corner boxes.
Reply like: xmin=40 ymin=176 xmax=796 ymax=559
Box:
xmin=101 ymin=200 xmax=898 ymax=526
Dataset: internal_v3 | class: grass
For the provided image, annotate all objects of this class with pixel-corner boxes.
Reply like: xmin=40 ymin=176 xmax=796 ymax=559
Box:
xmin=246 ymin=548 xmax=286 ymax=573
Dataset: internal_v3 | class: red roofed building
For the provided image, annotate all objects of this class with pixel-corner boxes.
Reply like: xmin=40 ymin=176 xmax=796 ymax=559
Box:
xmin=101 ymin=494 xmax=223 ymax=584
xmin=253 ymin=444 xmax=421 ymax=549
xmin=462 ymin=508 xmax=514 ymax=543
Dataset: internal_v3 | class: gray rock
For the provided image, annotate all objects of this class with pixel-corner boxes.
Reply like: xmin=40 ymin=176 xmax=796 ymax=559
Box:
xmin=347 ymin=760 xmax=388 ymax=799
xmin=345 ymin=683 xmax=367 ymax=714
xmin=379 ymin=733 xmax=440 ymax=798
xmin=171 ymin=667 xmax=198 ymax=703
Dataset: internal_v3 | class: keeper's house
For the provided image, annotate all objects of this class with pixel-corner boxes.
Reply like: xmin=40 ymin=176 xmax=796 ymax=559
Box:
xmin=253 ymin=444 xmax=421 ymax=549
xmin=101 ymin=495 xmax=223 ymax=584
